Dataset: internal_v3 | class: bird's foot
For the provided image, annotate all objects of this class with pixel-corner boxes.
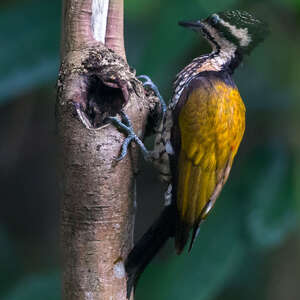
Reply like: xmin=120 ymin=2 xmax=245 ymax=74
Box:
xmin=138 ymin=75 xmax=167 ymax=116
xmin=107 ymin=110 xmax=151 ymax=161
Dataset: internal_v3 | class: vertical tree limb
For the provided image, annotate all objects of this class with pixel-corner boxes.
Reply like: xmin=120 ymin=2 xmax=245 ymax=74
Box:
xmin=105 ymin=0 xmax=126 ymax=59
xmin=57 ymin=1 xmax=159 ymax=299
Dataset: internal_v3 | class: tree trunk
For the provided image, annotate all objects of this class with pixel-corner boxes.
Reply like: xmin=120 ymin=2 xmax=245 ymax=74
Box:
xmin=56 ymin=1 xmax=158 ymax=299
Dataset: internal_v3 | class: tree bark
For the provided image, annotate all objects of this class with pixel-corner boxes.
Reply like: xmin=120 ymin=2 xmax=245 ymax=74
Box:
xmin=57 ymin=1 xmax=158 ymax=299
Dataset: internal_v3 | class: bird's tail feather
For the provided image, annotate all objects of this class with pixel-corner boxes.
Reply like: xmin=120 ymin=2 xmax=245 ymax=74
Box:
xmin=175 ymin=220 xmax=191 ymax=254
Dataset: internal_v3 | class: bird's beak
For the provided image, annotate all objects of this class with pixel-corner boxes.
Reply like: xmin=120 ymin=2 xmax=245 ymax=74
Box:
xmin=178 ymin=20 xmax=205 ymax=30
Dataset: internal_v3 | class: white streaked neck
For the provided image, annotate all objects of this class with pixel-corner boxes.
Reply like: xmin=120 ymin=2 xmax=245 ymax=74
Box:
xmin=208 ymin=46 xmax=236 ymax=71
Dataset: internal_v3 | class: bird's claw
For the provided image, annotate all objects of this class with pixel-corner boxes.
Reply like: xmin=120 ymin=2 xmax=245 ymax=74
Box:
xmin=137 ymin=75 xmax=154 ymax=87
xmin=107 ymin=110 xmax=151 ymax=162
xmin=138 ymin=75 xmax=167 ymax=115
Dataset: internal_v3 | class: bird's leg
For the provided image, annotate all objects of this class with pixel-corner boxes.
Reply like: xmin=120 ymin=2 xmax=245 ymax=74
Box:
xmin=138 ymin=75 xmax=167 ymax=117
xmin=107 ymin=75 xmax=166 ymax=161
xmin=107 ymin=110 xmax=151 ymax=161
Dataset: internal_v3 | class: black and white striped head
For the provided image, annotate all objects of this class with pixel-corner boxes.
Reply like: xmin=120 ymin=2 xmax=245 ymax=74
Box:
xmin=179 ymin=10 xmax=269 ymax=55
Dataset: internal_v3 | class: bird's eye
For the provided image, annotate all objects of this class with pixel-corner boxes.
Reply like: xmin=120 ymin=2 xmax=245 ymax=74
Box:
xmin=210 ymin=15 xmax=219 ymax=25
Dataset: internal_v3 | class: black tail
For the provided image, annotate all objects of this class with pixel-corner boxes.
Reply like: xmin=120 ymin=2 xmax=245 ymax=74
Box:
xmin=175 ymin=218 xmax=203 ymax=254
xmin=188 ymin=220 xmax=203 ymax=252
xmin=174 ymin=219 xmax=191 ymax=254
xmin=125 ymin=205 xmax=176 ymax=298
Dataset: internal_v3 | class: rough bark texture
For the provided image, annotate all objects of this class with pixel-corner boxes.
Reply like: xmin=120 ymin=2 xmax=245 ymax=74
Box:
xmin=57 ymin=1 xmax=159 ymax=299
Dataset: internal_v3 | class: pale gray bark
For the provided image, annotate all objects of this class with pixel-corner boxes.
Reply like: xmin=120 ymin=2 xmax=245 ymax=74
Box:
xmin=57 ymin=1 xmax=159 ymax=299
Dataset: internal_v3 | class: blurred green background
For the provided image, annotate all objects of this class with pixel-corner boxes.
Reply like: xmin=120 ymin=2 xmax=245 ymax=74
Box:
xmin=0 ymin=0 xmax=300 ymax=299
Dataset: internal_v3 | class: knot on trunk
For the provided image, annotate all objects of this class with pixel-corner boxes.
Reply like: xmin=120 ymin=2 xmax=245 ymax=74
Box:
xmin=57 ymin=46 xmax=143 ymax=129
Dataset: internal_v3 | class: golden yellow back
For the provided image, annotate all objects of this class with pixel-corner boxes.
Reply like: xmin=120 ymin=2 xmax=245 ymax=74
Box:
xmin=174 ymin=75 xmax=245 ymax=253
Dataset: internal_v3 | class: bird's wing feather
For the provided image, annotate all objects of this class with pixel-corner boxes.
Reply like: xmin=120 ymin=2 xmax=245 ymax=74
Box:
xmin=174 ymin=75 xmax=245 ymax=253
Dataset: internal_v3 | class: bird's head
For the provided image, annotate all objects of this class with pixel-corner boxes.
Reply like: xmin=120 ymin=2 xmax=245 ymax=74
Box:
xmin=179 ymin=10 xmax=269 ymax=55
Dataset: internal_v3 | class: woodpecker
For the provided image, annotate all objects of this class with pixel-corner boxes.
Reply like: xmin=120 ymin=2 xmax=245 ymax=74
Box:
xmin=146 ymin=10 xmax=268 ymax=253
xmin=109 ymin=10 xmax=269 ymax=254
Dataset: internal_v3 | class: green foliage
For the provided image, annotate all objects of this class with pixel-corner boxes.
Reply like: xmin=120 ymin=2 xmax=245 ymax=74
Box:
xmin=0 ymin=0 xmax=60 ymax=104
xmin=0 ymin=228 xmax=23 ymax=296
xmin=3 ymin=272 xmax=60 ymax=300
xmin=246 ymin=146 xmax=297 ymax=250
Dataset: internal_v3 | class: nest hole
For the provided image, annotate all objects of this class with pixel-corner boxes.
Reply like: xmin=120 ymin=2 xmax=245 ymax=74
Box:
xmin=85 ymin=75 xmax=125 ymax=128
